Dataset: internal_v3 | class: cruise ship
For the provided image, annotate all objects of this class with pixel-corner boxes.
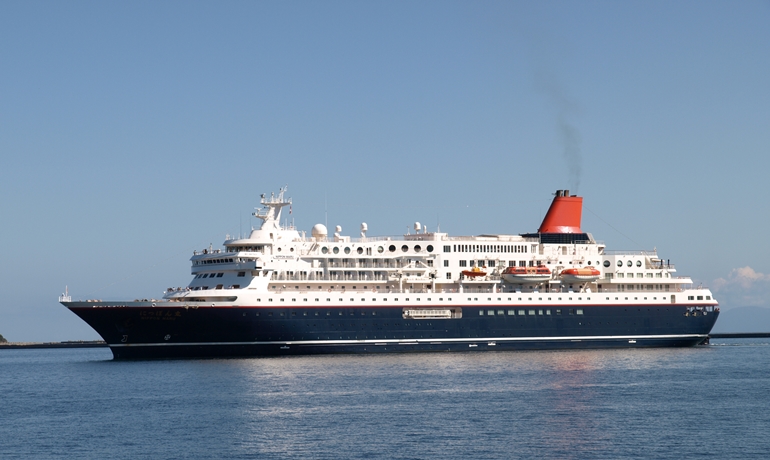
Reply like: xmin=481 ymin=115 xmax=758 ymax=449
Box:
xmin=60 ymin=187 xmax=719 ymax=359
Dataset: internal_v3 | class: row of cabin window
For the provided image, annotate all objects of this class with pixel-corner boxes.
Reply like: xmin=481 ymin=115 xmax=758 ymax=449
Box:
xmin=610 ymin=260 xmax=643 ymax=267
xmin=226 ymin=246 xmax=264 ymax=252
xmin=255 ymin=310 xmax=378 ymax=317
xmin=448 ymin=244 xmax=531 ymax=254
xmin=251 ymin=295 xmax=674 ymax=303
xmin=687 ymin=295 xmax=712 ymax=300
xmin=194 ymin=258 xmax=236 ymax=266
xmin=615 ymin=273 xmax=669 ymax=278
xmin=616 ymin=285 xmax=670 ymax=291
xmin=321 ymin=245 xmax=436 ymax=255
xmin=195 ymin=272 xmax=247 ymax=279
xmin=190 ymin=284 xmax=240 ymax=290
xmin=480 ymin=309 xmax=583 ymax=316
xmin=254 ymin=296 xmax=596 ymax=303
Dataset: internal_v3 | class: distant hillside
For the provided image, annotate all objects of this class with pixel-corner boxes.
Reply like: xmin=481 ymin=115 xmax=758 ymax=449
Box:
xmin=712 ymin=306 xmax=770 ymax=333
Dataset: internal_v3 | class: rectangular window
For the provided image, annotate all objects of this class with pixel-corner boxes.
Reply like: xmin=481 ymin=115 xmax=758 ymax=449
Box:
xmin=488 ymin=310 xmax=495 ymax=315
xmin=479 ymin=310 xmax=484 ymax=316
xmin=443 ymin=260 xmax=449 ymax=267
xmin=576 ymin=309 xmax=583 ymax=315
xmin=497 ymin=310 xmax=504 ymax=315
xmin=443 ymin=245 xmax=451 ymax=253
xmin=518 ymin=310 xmax=525 ymax=316
xmin=528 ymin=310 xmax=535 ymax=315
xmin=459 ymin=260 xmax=467 ymax=267
xmin=508 ymin=310 xmax=515 ymax=315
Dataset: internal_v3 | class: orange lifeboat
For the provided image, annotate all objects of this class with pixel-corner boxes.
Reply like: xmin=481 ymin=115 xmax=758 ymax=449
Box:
xmin=462 ymin=266 xmax=487 ymax=278
xmin=501 ymin=266 xmax=552 ymax=283
xmin=560 ymin=267 xmax=601 ymax=283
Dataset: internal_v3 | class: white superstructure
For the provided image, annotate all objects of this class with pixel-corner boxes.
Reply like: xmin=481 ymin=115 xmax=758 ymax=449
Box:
xmin=162 ymin=187 xmax=717 ymax=310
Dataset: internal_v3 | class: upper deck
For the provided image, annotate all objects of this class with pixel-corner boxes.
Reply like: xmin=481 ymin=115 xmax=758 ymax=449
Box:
xmin=159 ymin=188 xmax=713 ymax=307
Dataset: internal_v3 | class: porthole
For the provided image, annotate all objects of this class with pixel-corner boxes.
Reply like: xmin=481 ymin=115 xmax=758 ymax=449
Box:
xmin=627 ymin=260 xmax=632 ymax=267
xmin=587 ymin=261 xmax=591 ymax=265
xmin=401 ymin=245 xmax=409 ymax=252
xmin=427 ymin=245 xmax=434 ymax=253
xmin=377 ymin=246 xmax=384 ymax=253
xmin=604 ymin=260 xmax=611 ymax=268
xmin=333 ymin=247 xmax=340 ymax=254
xmin=636 ymin=260 xmax=642 ymax=267
xmin=389 ymin=245 xmax=396 ymax=252
xmin=414 ymin=245 xmax=422 ymax=252
xmin=277 ymin=247 xmax=282 ymax=252
xmin=356 ymin=247 xmax=363 ymax=254
xmin=344 ymin=247 xmax=351 ymax=254
xmin=617 ymin=260 xmax=623 ymax=267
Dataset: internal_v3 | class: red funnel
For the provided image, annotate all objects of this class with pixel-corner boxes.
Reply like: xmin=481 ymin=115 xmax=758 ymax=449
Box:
xmin=538 ymin=190 xmax=583 ymax=233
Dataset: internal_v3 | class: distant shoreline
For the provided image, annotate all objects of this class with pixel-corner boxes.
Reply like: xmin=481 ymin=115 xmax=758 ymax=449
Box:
xmin=2 ymin=334 xmax=770 ymax=349
xmin=0 ymin=341 xmax=108 ymax=349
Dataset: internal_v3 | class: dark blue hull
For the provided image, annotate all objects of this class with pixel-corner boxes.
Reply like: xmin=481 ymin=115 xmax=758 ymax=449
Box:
xmin=67 ymin=303 xmax=719 ymax=360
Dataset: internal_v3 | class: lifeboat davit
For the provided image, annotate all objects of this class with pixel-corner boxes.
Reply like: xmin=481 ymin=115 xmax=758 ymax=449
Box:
xmin=501 ymin=266 xmax=552 ymax=283
xmin=462 ymin=267 xmax=487 ymax=278
xmin=560 ymin=267 xmax=601 ymax=283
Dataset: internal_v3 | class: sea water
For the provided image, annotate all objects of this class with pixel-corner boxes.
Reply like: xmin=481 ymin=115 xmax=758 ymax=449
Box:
xmin=1 ymin=340 xmax=769 ymax=459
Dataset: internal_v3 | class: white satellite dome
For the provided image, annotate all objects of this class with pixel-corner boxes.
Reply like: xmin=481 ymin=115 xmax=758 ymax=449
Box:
xmin=311 ymin=224 xmax=328 ymax=239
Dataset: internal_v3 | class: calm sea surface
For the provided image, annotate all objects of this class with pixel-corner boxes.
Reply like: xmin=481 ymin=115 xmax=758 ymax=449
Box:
xmin=1 ymin=340 xmax=769 ymax=459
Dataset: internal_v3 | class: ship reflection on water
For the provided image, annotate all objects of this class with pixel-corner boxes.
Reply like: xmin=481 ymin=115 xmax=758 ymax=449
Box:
xmin=208 ymin=348 xmax=708 ymax=458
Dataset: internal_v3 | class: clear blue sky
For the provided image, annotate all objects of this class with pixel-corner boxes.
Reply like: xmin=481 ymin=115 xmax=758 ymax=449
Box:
xmin=1 ymin=1 xmax=769 ymax=341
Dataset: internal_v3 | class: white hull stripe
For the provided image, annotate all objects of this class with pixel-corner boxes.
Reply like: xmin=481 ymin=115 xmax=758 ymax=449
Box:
xmin=110 ymin=333 xmax=707 ymax=348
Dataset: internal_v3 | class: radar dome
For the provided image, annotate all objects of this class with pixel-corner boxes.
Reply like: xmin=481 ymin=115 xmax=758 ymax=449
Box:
xmin=311 ymin=224 xmax=328 ymax=239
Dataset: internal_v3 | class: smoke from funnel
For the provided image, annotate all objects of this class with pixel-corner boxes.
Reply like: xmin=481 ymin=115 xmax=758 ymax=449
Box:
xmin=534 ymin=67 xmax=583 ymax=193
xmin=558 ymin=113 xmax=582 ymax=193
